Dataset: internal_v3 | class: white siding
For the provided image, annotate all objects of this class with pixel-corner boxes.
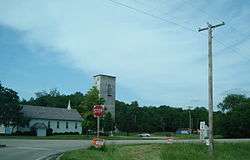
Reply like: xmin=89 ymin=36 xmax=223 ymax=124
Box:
xmin=18 ymin=119 xmax=82 ymax=134
xmin=0 ymin=125 xmax=5 ymax=134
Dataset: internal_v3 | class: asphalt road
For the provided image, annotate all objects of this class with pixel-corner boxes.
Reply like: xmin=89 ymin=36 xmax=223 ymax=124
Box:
xmin=1 ymin=139 xmax=250 ymax=160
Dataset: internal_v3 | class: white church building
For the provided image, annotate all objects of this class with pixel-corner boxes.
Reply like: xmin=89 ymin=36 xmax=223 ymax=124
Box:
xmin=17 ymin=102 xmax=82 ymax=136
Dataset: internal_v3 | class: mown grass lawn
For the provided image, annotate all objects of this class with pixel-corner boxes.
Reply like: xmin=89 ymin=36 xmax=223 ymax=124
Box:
xmin=60 ymin=143 xmax=250 ymax=160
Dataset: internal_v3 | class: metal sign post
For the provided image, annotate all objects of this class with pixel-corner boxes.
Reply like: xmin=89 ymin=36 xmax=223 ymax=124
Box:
xmin=93 ymin=105 xmax=105 ymax=138
xmin=92 ymin=105 xmax=105 ymax=148
xmin=97 ymin=116 xmax=100 ymax=138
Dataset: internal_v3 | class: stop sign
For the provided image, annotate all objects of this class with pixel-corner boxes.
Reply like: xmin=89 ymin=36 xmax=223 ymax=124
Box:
xmin=93 ymin=105 xmax=104 ymax=117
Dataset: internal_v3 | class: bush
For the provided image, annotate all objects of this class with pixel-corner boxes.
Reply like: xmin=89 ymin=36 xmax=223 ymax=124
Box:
xmin=47 ymin=128 xmax=53 ymax=136
xmin=22 ymin=131 xmax=33 ymax=136
xmin=165 ymin=132 xmax=173 ymax=137
xmin=53 ymin=132 xmax=80 ymax=135
xmin=12 ymin=131 xmax=35 ymax=136
xmin=13 ymin=131 xmax=22 ymax=136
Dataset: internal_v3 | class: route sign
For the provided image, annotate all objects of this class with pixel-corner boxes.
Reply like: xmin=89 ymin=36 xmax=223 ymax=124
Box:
xmin=93 ymin=105 xmax=105 ymax=117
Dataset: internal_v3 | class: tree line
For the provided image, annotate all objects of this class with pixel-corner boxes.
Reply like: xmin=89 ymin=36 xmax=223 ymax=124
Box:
xmin=1 ymin=83 xmax=250 ymax=138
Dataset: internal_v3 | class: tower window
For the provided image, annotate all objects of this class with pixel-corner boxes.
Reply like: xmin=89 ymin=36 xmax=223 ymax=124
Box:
xmin=75 ymin=122 xmax=77 ymax=129
xmin=107 ymin=84 xmax=112 ymax=96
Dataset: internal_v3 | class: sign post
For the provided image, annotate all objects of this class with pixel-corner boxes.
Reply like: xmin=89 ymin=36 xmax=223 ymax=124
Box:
xmin=97 ymin=116 xmax=100 ymax=138
xmin=92 ymin=105 xmax=105 ymax=148
xmin=93 ymin=105 xmax=105 ymax=138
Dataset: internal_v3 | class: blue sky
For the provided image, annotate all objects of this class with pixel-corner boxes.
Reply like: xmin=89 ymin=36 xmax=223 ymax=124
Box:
xmin=0 ymin=0 xmax=249 ymax=107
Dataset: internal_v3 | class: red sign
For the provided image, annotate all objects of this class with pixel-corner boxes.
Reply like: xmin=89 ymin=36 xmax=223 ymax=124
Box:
xmin=93 ymin=105 xmax=104 ymax=117
xmin=92 ymin=138 xmax=105 ymax=148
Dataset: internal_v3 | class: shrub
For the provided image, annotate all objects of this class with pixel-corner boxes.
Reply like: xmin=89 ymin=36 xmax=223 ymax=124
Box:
xmin=47 ymin=128 xmax=53 ymax=136
xmin=12 ymin=131 xmax=34 ymax=136
xmin=13 ymin=131 xmax=22 ymax=136
xmin=53 ymin=132 xmax=79 ymax=135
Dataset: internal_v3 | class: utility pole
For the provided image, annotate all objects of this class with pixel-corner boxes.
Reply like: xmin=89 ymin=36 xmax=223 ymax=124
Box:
xmin=198 ymin=22 xmax=225 ymax=154
xmin=188 ymin=106 xmax=192 ymax=134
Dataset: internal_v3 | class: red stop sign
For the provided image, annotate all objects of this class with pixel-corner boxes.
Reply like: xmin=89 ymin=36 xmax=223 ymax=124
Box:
xmin=93 ymin=105 xmax=104 ymax=117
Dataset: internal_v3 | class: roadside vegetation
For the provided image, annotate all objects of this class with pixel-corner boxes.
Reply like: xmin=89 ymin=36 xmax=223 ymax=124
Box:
xmin=20 ymin=86 xmax=250 ymax=139
xmin=60 ymin=143 xmax=250 ymax=160
xmin=1 ymin=83 xmax=250 ymax=139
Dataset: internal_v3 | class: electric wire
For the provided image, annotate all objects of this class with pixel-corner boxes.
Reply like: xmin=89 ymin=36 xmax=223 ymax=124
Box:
xmin=107 ymin=0 xmax=249 ymax=61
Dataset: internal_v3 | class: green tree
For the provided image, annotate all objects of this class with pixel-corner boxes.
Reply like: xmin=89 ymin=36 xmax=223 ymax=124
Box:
xmin=103 ymin=112 xmax=114 ymax=132
xmin=79 ymin=86 xmax=104 ymax=133
xmin=218 ymin=94 xmax=250 ymax=138
xmin=77 ymin=87 xmax=104 ymax=114
xmin=0 ymin=83 xmax=25 ymax=128
xmin=218 ymin=94 xmax=246 ymax=112
xmin=22 ymin=89 xmax=85 ymax=110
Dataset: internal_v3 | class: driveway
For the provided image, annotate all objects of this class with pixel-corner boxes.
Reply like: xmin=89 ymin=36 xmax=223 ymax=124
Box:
xmin=1 ymin=139 xmax=250 ymax=160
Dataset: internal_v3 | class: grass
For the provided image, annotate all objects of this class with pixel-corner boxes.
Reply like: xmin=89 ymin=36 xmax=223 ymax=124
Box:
xmin=0 ymin=132 xmax=200 ymax=140
xmin=60 ymin=143 xmax=250 ymax=160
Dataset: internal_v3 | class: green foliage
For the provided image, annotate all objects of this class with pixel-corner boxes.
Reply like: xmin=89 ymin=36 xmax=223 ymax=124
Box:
xmin=116 ymin=101 xmax=208 ymax=134
xmin=82 ymin=112 xmax=96 ymax=132
xmin=79 ymin=87 xmax=105 ymax=132
xmin=78 ymin=87 xmax=104 ymax=114
xmin=217 ymin=94 xmax=250 ymax=138
xmin=61 ymin=143 xmax=250 ymax=160
xmin=0 ymin=83 xmax=26 ymax=127
xmin=20 ymin=85 xmax=250 ymax=138
xmin=218 ymin=94 xmax=247 ymax=112
xmin=22 ymin=88 xmax=85 ymax=110
xmin=103 ymin=112 xmax=114 ymax=132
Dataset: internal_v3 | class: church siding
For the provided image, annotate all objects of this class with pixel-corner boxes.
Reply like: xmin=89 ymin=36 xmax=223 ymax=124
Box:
xmin=18 ymin=119 xmax=82 ymax=134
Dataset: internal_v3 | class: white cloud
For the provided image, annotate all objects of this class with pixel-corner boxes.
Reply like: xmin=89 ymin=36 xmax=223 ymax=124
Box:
xmin=0 ymin=0 xmax=249 ymax=106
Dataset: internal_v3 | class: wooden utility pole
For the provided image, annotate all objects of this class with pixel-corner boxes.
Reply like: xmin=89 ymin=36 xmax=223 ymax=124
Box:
xmin=198 ymin=22 xmax=225 ymax=154
xmin=188 ymin=106 xmax=192 ymax=133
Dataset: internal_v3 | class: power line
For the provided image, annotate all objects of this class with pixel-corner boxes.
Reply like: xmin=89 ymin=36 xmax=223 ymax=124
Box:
xmin=132 ymin=0 xmax=194 ymax=26
xmin=106 ymin=0 xmax=249 ymax=61
xmin=214 ymin=38 xmax=250 ymax=61
xmin=107 ymin=0 xmax=197 ymax=33
xmin=159 ymin=0 xmax=250 ymax=60
xmin=180 ymin=0 xmax=250 ymax=47
xmin=135 ymin=0 xmax=250 ymax=56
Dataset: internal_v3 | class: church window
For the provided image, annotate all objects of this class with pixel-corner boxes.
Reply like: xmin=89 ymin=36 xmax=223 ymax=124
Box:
xmin=48 ymin=121 xmax=50 ymax=128
xmin=57 ymin=121 xmax=60 ymax=128
xmin=66 ymin=122 xmax=69 ymax=129
xmin=75 ymin=122 xmax=77 ymax=129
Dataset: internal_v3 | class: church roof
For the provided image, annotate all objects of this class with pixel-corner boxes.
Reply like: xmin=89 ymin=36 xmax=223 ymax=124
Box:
xmin=21 ymin=105 xmax=82 ymax=121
